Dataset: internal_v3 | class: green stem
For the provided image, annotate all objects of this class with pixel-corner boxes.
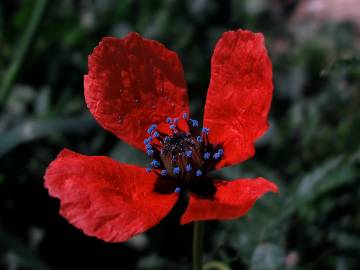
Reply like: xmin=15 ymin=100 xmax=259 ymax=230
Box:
xmin=0 ymin=0 xmax=47 ymax=105
xmin=193 ymin=221 xmax=205 ymax=270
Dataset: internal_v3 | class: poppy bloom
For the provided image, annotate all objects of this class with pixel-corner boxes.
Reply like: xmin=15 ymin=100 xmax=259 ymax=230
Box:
xmin=44 ymin=30 xmax=278 ymax=243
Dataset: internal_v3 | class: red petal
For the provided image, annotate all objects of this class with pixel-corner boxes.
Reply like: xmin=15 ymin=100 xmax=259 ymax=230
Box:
xmin=85 ymin=32 xmax=189 ymax=151
xmin=44 ymin=149 xmax=179 ymax=242
xmin=204 ymin=30 xmax=273 ymax=169
xmin=180 ymin=177 xmax=278 ymax=224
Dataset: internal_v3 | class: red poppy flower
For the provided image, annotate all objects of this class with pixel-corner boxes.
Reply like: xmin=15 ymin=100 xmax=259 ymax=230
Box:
xmin=44 ymin=30 xmax=278 ymax=243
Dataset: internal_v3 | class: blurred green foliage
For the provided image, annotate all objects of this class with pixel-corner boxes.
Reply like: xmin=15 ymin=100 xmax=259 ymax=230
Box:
xmin=0 ymin=0 xmax=359 ymax=270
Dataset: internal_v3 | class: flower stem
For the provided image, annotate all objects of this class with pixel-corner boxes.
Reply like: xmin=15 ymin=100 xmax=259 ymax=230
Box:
xmin=192 ymin=221 xmax=205 ymax=270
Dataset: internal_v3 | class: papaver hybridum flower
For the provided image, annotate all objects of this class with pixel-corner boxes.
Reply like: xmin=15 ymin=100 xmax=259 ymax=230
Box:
xmin=44 ymin=30 xmax=278 ymax=243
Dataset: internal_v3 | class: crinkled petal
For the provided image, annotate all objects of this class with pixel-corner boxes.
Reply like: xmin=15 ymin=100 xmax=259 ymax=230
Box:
xmin=204 ymin=30 xmax=273 ymax=169
xmin=85 ymin=32 xmax=189 ymax=151
xmin=44 ymin=149 xmax=179 ymax=242
xmin=180 ymin=177 xmax=278 ymax=224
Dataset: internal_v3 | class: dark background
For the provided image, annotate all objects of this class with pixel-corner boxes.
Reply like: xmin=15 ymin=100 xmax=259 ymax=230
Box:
xmin=1 ymin=0 xmax=360 ymax=269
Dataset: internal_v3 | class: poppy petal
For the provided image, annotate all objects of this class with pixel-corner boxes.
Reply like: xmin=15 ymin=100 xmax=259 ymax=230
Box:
xmin=180 ymin=177 xmax=278 ymax=224
xmin=204 ymin=30 xmax=273 ymax=169
xmin=85 ymin=32 xmax=189 ymax=151
xmin=44 ymin=149 xmax=179 ymax=242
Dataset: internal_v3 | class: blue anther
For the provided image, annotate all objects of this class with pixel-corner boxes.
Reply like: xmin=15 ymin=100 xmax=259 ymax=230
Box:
xmin=147 ymin=124 xmax=157 ymax=134
xmin=202 ymin=127 xmax=210 ymax=134
xmin=190 ymin=119 xmax=199 ymax=127
xmin=213 ymin=152 xmax=221 ymax=160
xmin=145 ymin=144 xmax=152 ymax=150
xmin=166 ymin=117 xmax=172 ymax=124
xmin=153 ymin=131 xmax=160 ymax=138
xmin=164 ymin=136 xmax=171 ymax=143
xmin=185 ymin=150 xmax=192 ymax=158
xmin=174 ymin=187 xmax=181 ymax=193
xmin=151 ymin=160 xmax=161 ymax=168
xmin=197 ymin=136 xmax=203 ymax=143
xmin=196 ymin=170 xmax=203 ymax=177
xmin=161 ymin=169 xmax=167 ymax=176
xmin=173 ymin=118 xmax=179 ymax=124
xmin=182 ymin=112 xmax=188 ymax=119
xmin=170 ymin=124 xmax=176 ymax=130
xmin=146 ymin=149 xmax=154 ymax=156
xmin=173 ymin=167 xmax=180 ymax=175
xmin=217 ymin=149 xmax=224 ymax=155
xmin=146 ymin=167 xmax=152 ymax=173
xmin=185 ymin=164 xmax=192 ymax=172
xmin=203 ymin=152 xmax=210 ymax=160
xmin=144 ymin=137 xmax=153 ymax=145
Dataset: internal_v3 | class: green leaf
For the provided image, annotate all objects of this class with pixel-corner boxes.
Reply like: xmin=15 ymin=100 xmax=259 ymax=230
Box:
xmin=321 ymin=57 xmax=360 ymax=77
xmin=203 ymin=261 xmax=231 ymax=270
xmin=0 ymin=113 xmax=95 ymax=157
xmin=296 ymin=156 xmax=355 ymax=202
xmin=34 ymin=86 xmax=50 ymax=116
xmin=0 ymin=226 xmax=52 ymax=270
xmin=109 ymin=141 xmax=147 ymax=166
xmin=250 ymin=243 xmax=285 ymax=270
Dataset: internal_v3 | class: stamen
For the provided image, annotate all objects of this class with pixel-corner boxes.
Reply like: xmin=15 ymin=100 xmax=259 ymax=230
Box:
xmin=185 ymin=164 xmax=192 ymax=172
xmin=145 ymin=144 xmax=152 ymax=150
xmin=144 ymin=137 xmax=152 ymax=145
xmin=213 ymin=152 xmax=221 ymax=160
xmin=202 ymin=127 xmax=210 ymax=134
xmin=147 ymin=124 xmax=157 ymax=134
xmin=144 ymin=114 xmax=222 ymax=189
xmin=151 ymin=160 xmax=161 ymax=168
xmin=173 ymin=167 xmax=180 ymax=175
xmin=189 ymin=119 xmax=199 ymax=127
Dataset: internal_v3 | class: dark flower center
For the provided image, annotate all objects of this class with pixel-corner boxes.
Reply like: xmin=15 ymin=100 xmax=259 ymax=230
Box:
xmin=144 ymin=113 xmax=223 ymax=197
